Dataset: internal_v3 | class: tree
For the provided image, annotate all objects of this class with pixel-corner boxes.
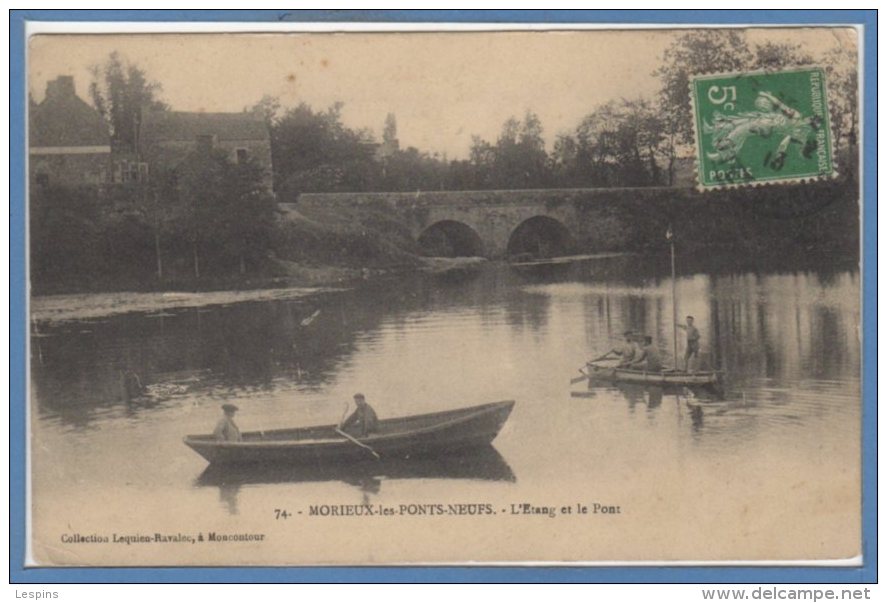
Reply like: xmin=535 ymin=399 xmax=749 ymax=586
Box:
xmin=175 ymin=150 xmax=223 ymax=278
xmin=556 ymin=98 xmax=667 ymax=188
xmin=382 ymin=113 xmax=399 ymax=149
xmin=574 ymin=102 xmax=622 ymax=186
xmin=247 ymin=94 xmax=282 ymax=125
xmin=175 ymin=150 xmax=276 ymax=277
xmin=654 ymin=31 xmax=752 ymax=184
xmin=615 ymin=98 xmax=667 ymax=186
xmin=89 ymin=51 xmax=166 ymax=152
xmin=471 ymin=112 xmax=552 ymax=189
xmin=514 ymin=111 xmax=550 ymax=187
xmin=468 ymin=135 xmax=496 ymax=189
xmin=445 ymin=159 xmax=475 ymax=190
xmin=492 ymin=116 xmax=523 ymax=187
xmin=822 ymin=45 xmax=859 ymax=153
xmin=751 ymin=41 xmax=814 ymax=70
xmin=267 ymin=101 xmax=380 ymax=194
xmin=30 ymin=184 xmax=105 ymax=287
xmin=216 ymin=158 xmax=278 ymax=274
xmin=655 ymin=31 xmax=753 ymax=145
xmin=29 ymin=182 xmax=164 ymax=289
xmin=551 ymin=133 xmax=580 ymax=187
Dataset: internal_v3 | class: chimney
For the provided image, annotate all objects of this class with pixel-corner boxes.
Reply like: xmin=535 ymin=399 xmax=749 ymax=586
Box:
xmin=45 ymin=76 xmax=76 ymax=101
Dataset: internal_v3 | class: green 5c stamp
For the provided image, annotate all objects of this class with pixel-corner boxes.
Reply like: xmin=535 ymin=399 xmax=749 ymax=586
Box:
xmin=690 ymin=67 xmax=835 ymax=189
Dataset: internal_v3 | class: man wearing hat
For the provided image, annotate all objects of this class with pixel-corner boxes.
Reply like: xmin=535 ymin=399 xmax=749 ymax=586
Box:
xmin=214 ymin=403 xmax=243 ymax=442
xmin=339 ymin=393 xmax=378 ymax=438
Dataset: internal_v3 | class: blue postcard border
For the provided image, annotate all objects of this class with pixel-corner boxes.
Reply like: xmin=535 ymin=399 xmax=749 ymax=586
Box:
xmin=9 ymin=9 xmax=877 ymax=584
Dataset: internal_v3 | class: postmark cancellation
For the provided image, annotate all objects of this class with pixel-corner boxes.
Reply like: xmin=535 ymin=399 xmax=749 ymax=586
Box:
xmin=690 ymin=67 xmax=836 ymax=190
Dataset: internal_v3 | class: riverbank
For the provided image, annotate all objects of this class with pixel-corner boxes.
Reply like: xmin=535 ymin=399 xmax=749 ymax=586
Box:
xmin=30 ymin=286 xmax=340 ymax=324
xmin=30 ymin=256 xmax=490 ymax=324
xmin=31 ymin=243 xmax=862 ymax=324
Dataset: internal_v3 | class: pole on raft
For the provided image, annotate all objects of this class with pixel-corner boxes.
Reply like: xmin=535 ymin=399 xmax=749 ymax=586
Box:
xmin=667 ymin=224 xmax=679 ymax=371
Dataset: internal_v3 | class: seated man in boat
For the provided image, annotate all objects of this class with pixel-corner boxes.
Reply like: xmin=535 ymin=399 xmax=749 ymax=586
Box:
xmin=610 ymin=331 xmax=638 ymax=367
xmin=340 ymin=393 xmax=379 ymax=438
xmin=630 ymin=336 xmax=663 ymax=372
xmin=213 ymin=403 xmax=242 ymax=442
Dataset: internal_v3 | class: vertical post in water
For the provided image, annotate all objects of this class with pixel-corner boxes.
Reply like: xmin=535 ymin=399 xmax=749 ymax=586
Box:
xmin=667 ymin=225 xmax=678 ymax=370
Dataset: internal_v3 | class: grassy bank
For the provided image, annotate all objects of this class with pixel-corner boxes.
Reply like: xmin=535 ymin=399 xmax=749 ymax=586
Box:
xmin=31 ymin=204 xmax=459 ymax=296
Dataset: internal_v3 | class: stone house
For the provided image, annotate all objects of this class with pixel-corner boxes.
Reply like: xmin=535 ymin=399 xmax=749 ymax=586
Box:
xmin=138 ymin=110 xmax=273 ymax=192
xmin=29 ymin=76 xmax=112 ymax=188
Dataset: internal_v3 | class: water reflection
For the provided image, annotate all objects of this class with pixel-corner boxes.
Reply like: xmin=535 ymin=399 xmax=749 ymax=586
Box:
xmin=194 ymin=446 xmax=516 ymax=515
xmin=31 ymin=260 xmax=859 ymax=433
xmin=28 ymin=255 xmax=862 ymax=561
xmin=606 ymin=383 xmax=692 ymax=417
xmin=688 ymin=401 xmax=705 ymax=432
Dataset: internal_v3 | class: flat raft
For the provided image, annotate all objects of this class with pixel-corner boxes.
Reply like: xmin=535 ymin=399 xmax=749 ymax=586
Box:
xmin=184 ymin=400 xmax=515 ymax=466
xmin=585 ymin=362 xmax=720 ymax=387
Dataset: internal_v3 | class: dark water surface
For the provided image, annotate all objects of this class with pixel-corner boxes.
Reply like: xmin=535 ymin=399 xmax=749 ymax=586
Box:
xmin=29 ymin=256 xmax=861 ymax=563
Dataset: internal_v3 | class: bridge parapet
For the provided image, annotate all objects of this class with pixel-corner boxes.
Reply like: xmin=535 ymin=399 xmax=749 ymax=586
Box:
xmin=296 ymin=187 xmax=695 ymax=258
xmin=291 ymin=179 xmax=851 ymax=260
xmin=298 ymin=186 xmax=691 ymax=209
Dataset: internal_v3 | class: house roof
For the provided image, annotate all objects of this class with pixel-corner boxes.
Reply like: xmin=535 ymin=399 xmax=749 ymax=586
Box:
xmin=140 ymin=110 xmax=269 ymax=145
xmin=29 ymin=79 xmax=110 ymax=147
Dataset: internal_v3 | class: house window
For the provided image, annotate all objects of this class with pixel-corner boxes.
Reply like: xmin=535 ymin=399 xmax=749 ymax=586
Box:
xmin=236 ymin=148 xmax=249 ymax=164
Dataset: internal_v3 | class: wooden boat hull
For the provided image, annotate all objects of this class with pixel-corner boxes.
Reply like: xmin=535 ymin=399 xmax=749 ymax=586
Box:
xmin=184 ymin=400 xmax=515 ymax=466
xmin=585 ymin=363 xmax=720 ymax=387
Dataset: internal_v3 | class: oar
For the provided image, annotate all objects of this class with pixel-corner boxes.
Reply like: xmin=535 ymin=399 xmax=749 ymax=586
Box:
xmin=590 ymin=351 xmax=614 ymax=362
xmin=571 ymin=351 xmax=615 ymax=384
xmin=335 ymin=401 xmax=380 ymax=459
xmin=335 ymin=428 xmax=380 ymax=459
xmin=570 ymin=364 xmax=594 ymax=384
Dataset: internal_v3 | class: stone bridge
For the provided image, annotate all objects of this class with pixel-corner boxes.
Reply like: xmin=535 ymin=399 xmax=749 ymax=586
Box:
xmin=295 ymin=187 xmax=698 ymax=259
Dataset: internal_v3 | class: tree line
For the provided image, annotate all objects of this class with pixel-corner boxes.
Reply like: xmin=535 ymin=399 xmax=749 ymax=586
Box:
xmin=29 ymin=32 xmax=859 ymax=291
xmin=258 ymin=30 xmax=857 ymax=194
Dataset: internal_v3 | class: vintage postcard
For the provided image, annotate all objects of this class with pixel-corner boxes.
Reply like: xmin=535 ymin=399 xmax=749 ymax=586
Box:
xmin=24 ymin=24 xmax=863 ymax=568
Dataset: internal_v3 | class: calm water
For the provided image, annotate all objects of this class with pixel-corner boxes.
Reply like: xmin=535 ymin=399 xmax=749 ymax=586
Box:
xmin=29 ymin=256 xmax=861 ymax=563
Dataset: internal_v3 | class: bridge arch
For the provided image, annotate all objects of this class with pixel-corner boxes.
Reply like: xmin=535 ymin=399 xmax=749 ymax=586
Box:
xmin=506 ymin=215 xmax=575 ymax=260
xmin=417 ymin=220 xmax=485 ymax=257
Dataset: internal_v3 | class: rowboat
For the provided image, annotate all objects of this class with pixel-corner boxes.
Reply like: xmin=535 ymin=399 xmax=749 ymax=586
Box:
xmin=184 ymin=400 xmax=515 ymax=466
xmin=585 ymin=362 xmax=721 ymax=387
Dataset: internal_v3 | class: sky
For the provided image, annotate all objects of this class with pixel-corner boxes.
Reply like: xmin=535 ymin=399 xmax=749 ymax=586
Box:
xmin=28 ymin=28 xmax=857 ymax=159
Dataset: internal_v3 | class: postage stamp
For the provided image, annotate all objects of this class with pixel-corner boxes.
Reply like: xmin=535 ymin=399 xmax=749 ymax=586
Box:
xmin=690 ymin=67 xmax=835 ymax=189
